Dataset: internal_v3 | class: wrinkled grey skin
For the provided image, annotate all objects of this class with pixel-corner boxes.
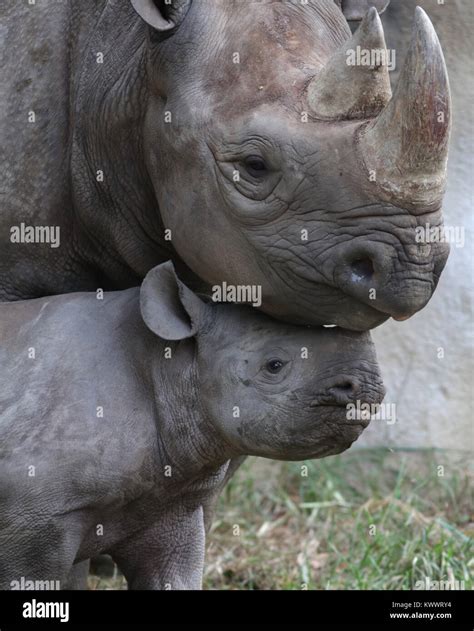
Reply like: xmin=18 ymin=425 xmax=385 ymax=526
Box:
xmin=0 ymin=262 xmax=384 ymax=590
xmin=1 ymin=0 xmax=450 ymax=330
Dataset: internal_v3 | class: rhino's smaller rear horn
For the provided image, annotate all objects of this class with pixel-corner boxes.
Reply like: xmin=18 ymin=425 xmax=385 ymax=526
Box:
xmin=307 ymin=8 xmax=392 ymax=121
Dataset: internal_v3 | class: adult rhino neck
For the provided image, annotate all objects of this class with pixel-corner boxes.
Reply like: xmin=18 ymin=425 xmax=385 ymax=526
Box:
xmin=149 ymin=340 xmax=240 ymax=484
xmin=70 ymin=1 xmax=173 ymax=290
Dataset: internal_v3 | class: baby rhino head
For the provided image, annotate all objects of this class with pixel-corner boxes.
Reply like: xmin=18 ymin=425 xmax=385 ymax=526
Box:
xmin=141 ymin=262 xmax=385 ymax=462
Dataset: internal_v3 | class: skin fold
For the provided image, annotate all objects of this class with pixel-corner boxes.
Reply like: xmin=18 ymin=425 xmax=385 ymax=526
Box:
xmin=0 ymin=262 xmax=385 ymax=589
xmin=1 ymin=0 xmax=450 ymax=330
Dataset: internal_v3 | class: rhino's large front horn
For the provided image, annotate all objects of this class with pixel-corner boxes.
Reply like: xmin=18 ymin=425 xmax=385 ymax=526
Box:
xmin=359 ymin=7 xmax=451 ymax=207
xmin=307 ymin=7 xmax=392 ymax=120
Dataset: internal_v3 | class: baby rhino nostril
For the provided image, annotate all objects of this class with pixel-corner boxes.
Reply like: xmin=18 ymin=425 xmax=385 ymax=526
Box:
xmin=327 ymin=378 xmax=360 ymax=403
xmin=310 ymin=377 xmax=361 ymax=407
xmin=335 ymin=381 xmax=355 ymax=393
xmin=350 ymin=258 xmax=374 ymax=282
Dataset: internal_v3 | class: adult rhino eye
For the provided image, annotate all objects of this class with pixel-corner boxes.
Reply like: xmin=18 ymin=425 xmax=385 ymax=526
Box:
xmin=266 ymin=358 xmax=285 ymax=374
xmin=243 ymin=155 xmax=268 ymax=178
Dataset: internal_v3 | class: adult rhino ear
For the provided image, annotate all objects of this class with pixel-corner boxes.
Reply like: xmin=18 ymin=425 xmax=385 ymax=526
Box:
xmin=334 ymin=0 xmax=390 ymax=21
xmin=130 ymin=0 xmax=191 ymax=33
xmin=140 ymin=261 xmax=207 ymax=340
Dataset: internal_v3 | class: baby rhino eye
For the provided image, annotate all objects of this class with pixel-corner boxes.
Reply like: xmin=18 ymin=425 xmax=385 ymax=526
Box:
xmin=266 ymin=358 xmax=285 ymax=374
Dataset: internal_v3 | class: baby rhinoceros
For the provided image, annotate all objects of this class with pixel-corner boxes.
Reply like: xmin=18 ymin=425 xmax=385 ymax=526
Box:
xmin=0 ymin=262 xmax=385 ymax=590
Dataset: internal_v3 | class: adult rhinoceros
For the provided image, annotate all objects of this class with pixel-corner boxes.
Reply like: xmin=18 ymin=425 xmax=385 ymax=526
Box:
xmin=1 ymin=0 xmax=451 ymax=330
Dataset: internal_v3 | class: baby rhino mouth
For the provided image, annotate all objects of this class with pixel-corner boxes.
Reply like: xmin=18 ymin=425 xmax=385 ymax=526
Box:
xmin=311 ymin=400 xmax=376 ymax=429
xmin=306 ymin=373 xmax=386 ymax=456
xmin=298 ymin=404 xmax=372 ymax=461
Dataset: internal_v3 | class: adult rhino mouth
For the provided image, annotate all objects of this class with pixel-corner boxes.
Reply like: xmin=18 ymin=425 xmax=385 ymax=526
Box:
xmin=332 ymin=247 xmax=442 ymax=326
xmin=325 ymin=292 xmax=420 ymax=330
xmin=323 ymin=295 xmax=391 ymax=332
xmin=262 ymin=250 xmax=442 ymax=330
xmin=262 ymin=285 xmax=391 ymax=331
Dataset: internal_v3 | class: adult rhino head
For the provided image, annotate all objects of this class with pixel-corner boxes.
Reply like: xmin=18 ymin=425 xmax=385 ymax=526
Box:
xmin=132 ymin=0 xmax=450 ymax=330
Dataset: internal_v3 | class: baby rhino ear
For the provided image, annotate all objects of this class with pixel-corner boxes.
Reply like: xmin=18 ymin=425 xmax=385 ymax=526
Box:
xmin=140 ymin=261 xmax=207 ymax=340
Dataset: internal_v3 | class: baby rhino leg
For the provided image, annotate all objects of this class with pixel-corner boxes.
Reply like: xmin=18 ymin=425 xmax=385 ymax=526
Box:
xmin=110 ymin=506 xmax=205 ymax=590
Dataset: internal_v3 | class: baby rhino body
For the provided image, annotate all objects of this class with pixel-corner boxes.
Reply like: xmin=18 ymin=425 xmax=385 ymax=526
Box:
xmin=0 ymin=263 xmax=385 ymax=590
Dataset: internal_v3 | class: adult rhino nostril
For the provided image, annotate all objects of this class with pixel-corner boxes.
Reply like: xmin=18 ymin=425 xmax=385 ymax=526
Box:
xmin=350 ymin=258 xmax=374 ymax=282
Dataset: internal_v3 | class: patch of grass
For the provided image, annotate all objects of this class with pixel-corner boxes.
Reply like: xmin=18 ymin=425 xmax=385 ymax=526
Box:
xmin=204 ymin=449 xmax=473 ymax=590
xmin=89 ymin=448 xmax=473 ymax=590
